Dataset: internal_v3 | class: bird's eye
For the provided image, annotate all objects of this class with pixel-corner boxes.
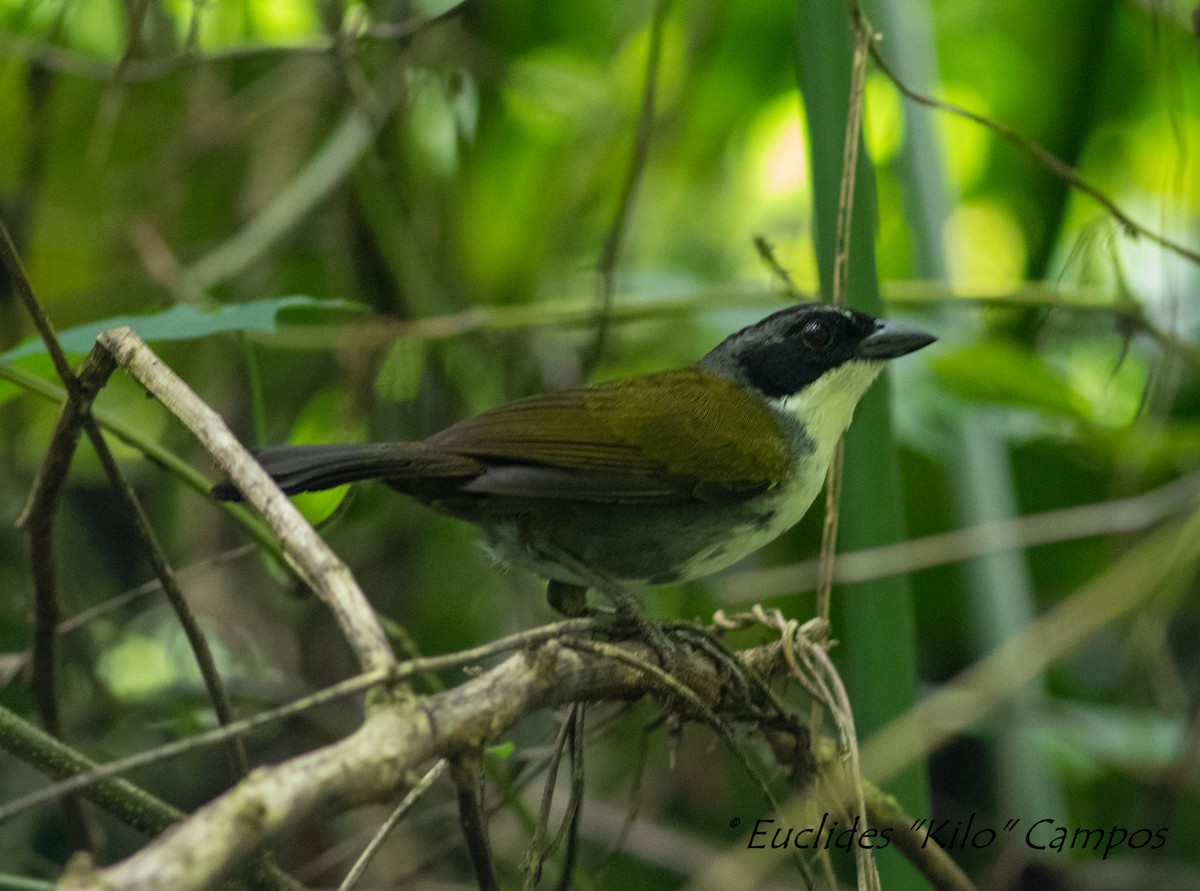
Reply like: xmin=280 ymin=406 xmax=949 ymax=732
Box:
xmin=800 ymin=319 xmax=834 ymax=351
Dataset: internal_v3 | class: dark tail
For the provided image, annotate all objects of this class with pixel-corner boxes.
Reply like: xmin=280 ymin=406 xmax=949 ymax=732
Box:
xmin=211 ymin=443 xmax=480 ymax=501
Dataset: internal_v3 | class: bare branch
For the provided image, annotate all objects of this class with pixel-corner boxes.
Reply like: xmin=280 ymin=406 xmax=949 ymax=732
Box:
xmin=94 ymin=327 xmax=395 ymax=675
xmin=335 ymin=759 xmax=447 ymax=891
xmin=452 ymin=758 xmax=499 ymax=891
xmin=0 ymin=702 xmax=183 ymax=837
xmin=585 ymin=0 xmax=673 ymax=374
xmin=869 ymin=44 xmax=1200 ymax=269
xmin=723 ymin=471 xmax=1200 ymax=600
xmin=0 ymin=622 xmax=602 ymax=825
xmin=862 ymin=507 xmax=1200 ymax=785
xmin=55 ymin=635 xmax=767 ymax=891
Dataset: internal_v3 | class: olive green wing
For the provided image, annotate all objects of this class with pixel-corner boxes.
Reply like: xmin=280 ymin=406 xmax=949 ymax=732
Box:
xmin=424 ymin=368 xmax=788 ymax=504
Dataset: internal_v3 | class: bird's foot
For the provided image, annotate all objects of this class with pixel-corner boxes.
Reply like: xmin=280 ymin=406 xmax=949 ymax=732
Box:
xmin=546 ymin=580 xmax=590 ymax=618
xmin=543 ymin=577 xmax=678 ymax=670
xmin=604 ymin=590 xmax=681 ymax=673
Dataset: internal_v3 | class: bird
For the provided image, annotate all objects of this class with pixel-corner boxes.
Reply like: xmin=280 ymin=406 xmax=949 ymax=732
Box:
xmin=214 ymin=302 xmax=934 ymax=614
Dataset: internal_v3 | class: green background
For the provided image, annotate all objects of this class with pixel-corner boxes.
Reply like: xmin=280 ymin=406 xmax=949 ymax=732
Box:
xmin=1 ymin=1 xmax=1199 ymax=888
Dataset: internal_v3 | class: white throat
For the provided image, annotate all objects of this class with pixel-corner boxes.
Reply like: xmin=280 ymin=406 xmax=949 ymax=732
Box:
xmin=769 ymin=360 xmax=885 ymax=458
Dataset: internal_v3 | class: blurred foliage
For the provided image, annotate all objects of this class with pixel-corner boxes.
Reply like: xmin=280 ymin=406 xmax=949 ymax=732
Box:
xmin=0 ymin=0 xmax=1199 ymax=889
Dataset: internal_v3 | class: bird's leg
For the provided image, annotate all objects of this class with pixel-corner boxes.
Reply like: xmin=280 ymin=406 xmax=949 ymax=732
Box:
xmin=546 ymin=580 xmax=589 ymax=618
xmin=537 ymin=549 xmax=641 ymax=624
xmin=533 ymin=545 xmax=676 ymax=669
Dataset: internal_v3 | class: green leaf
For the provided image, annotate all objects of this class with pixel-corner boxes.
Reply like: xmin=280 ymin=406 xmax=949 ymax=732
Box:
xmin=408 ymin=69 xmax=464 ymax=177
xmin=0 ymin=353 xmax=56 ymax=406
xmin=413 ymin=0 xmax=471 ymax=19
xmin=485 ymin=741 xmax=515 ymax=759
xmin=0 ymin=296 xmax=370 ymax=362
xmin=932 ymin=340 xmax=1092 ymax=420
xmin=96 ymin=635 xmax=178 ymax=701
xmin=1031 ymin=703 xmax=1186 ymax=780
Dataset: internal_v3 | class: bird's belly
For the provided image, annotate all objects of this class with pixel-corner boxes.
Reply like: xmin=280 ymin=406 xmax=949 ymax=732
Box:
xmin=476 ymin=462 xmax=826 ymax=587
xmin=669 ymin=465 xmax=825 ymax=582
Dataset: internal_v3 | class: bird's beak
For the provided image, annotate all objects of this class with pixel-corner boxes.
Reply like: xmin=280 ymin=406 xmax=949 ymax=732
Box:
xmin=856 ymin=319 xmax=937 ymax=360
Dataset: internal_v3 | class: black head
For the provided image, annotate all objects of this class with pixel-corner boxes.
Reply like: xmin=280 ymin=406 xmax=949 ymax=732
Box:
xmin=697 ymin=303 xmax=935 ymax=399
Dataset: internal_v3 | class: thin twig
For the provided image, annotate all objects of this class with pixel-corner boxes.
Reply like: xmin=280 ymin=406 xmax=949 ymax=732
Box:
xmin=814 ymin=443 xmax=845 ymax=628
xmin=723 ymin=470 xmax=1200 ymax=600
xmin=816 ymin=1 xmax=872 ymax=617
xmin=95 ymin=327 xmax=396 ymax=675
xmin=454 ymin=758 xmax=506 ymax=891
xmin=337 ymin=759 xmax=448 ymax=891
xmin=0 ymin=702 xmax=183 ymax=835
xmin=4 ymin=223 xmax=252 ymax=776
xmin=801 ymin=643 xmax=880 ymax=891
xmin=753 ymin=236 xmax=804 ymax=299
xmin=0 ymin=8 xmax=465 ymax=83
xmin=584 ymin=0 xmax=673 ymax=374
xmin=554 ymin=709 xmax=586 ymax=891
xmin=0 ymin=546 xmax=258 ymax=693
xmin=808 ymin=13 xmax=874 ymax=856
xmin=525 ymin=705 xmax=578 ymax=889
xmin=78 ymin=405 xmax=251 ymax=777
xmin=61 ymin=545 xmax=256 ymax=637
xmin=869 ymin=44 xmax=1200 ymax=268
xmin=0 ymin=619 xmax=603 ymax=825
xmin=830 ymin=6 xmax=871 ymax=310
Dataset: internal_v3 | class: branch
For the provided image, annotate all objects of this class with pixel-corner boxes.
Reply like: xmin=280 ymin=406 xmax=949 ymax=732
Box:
xmin=0 ymin=703 xmax=183 ymax=837
xmin=56 ymin=634 xmax=764 ymax=891
xmin=869 ymin=44 xmax=1200 ymax=268
xmin=584 ymin=0 xmax=672 ymax=373
xmin=94 ymin=327 xmax=395 ymax=675
xmin=18 ymin=340 xmax=252 ymax=777
xmin=1 ymin=220 xmax=89 ymax=741
xmin=867 ymin=792 xmax=976 ymax=891
xmin=0 ymin=622 xmax=603 ymax=825
xmin=0 ymin=6 xmax=466 ymax=83
xmin=861 ymin=505 xmax=1200 ymax=785
xmin=0 ymin=705 xmax=304 ymax=891
xmin=2 ymin=219 xmax=295 ymax=885
xmin=335 ymin=759 xmax=447 ymax=890
xmin=723 ymin=470 xmax=1200 ymax=599
xmin=15 ymin=348 xmax=111 ymax=739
